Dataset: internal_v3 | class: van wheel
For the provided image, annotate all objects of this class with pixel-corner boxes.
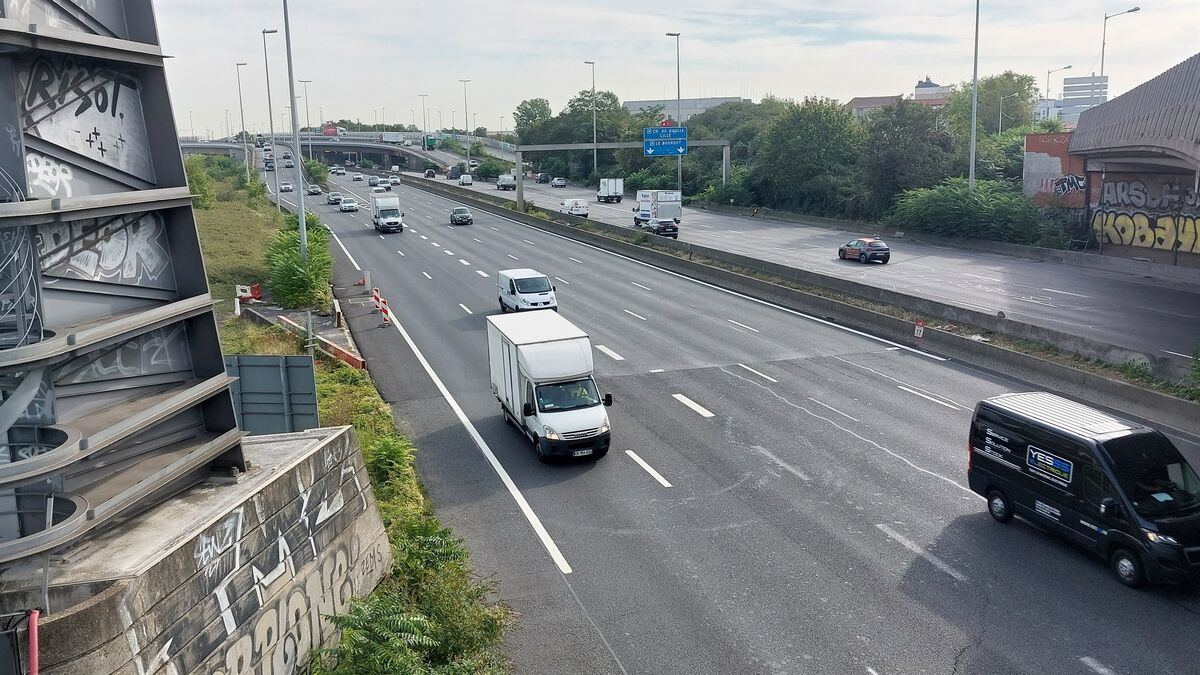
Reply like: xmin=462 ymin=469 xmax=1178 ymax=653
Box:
xmin=534 ymin=440 xmax=550 ymax=464
xmin=498 ymin=299 xmax=507 ymax=313
xmin=986 ymin=489 xmax=1013 ymax=523
xmin=1110 ymin=548 xmax=1146 ymax=587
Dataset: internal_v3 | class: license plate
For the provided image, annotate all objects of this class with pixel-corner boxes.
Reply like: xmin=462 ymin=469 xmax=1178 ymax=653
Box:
xmin=572 ymin=449 xmax=592 ymax=457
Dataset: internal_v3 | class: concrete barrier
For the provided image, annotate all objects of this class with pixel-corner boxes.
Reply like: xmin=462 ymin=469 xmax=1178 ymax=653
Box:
xmin=399 ymin=175 xmax=1200 ymax=437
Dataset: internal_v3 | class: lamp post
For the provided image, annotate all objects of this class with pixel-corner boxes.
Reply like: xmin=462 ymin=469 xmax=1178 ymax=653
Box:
xmin=261 ymin=28 xmax=281 ymax=211
xmin=460 ymin=79 xmax=471 ymax=166
xmin=418 ymin=93 xmax=429 ymax=144
xmin=998 ymin=92 xmax=1019 ymax=133
xmin=438 ymin=110 xmax=443 ymax=130
xmin=967 ymin=0 xmax=980 ymax=193
xmin=299 ymin=79 xmax=313 ymax=160
xmin=235 ymin=62 xmax=249 ymax=181
xmin=665 ymin=32 xmax=682 ymax=193
xmin=281 ymin=0 xmax=308 ymax=261
xmin=189 ymin=110 xmax=194 ymax=139
xmin=1101 ymin=7 xmax=1140 ymax=77
xmin=1046 ymin=64 xmax=1072 ymax=100
xmin=584 ymin=60 xmax=597 ymax=175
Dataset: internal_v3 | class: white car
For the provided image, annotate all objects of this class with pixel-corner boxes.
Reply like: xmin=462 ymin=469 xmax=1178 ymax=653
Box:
xmin=468 ymin=159 xmax=479 ymax=169
xmin=279 ymin=181 xmax=294 ymax=192
xmin=459 ymin=174 xmax=474 ymax=186
xmin=550 ymin=177 xmax=567 ymax=188
xmin=339 ymin=199 xmax=359 ymax=212
xmin=378 ymin=178 xmax=391 ymax=190
xmin=352 ymin=173 xmax=364 ymax=181
xmin=559 ymin=198 xmax=589 ymax=218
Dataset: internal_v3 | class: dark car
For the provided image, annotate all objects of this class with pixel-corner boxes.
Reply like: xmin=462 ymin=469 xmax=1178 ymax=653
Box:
xmin=535 ymin=173 xmax=550 ymax=184
xmin=306 ymin=184 xmax=321 ymax=195
xmin=644 ymin=218 xmax=678 ymax=239
xmin=326 ymin=191 xmax=343 ymax=204
xmin=424 ymin=169 xmax=436 ymax=178
xmin=838 ymin=237 xmax=890 ymax=264
xmin=450 ymin=207 xmax=473 ymax=225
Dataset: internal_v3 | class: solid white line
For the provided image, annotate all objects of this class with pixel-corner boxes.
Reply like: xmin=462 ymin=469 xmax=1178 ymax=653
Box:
xmin=727 ymin=319 xmax=760 ymax=333
xmin=631 ymin=282 xmax=653 ymax=291
xmin=554 ymin=276 xmax=570 ymax=285
xmin=523 ymin=239 xmax=536 ymax=245
xmin=897 ymin=385 xmax=960 ymax=410
xmin=569 ymin=257 xmax=584 ymax=264
xmin=672 ymin=393 xmax=714 ymax=418
xmin=1042 ymin=287 xmax=1088 ymax=298
xmin=327 ymin=228 xmax=361 ymax=271
xmin=962 ymin=273 xmax=1004 ymax=283
xmin=459 ymin=259 xmax=471 ymax=266
xmin=473 ymin=237 xmax=483 ymax=243
xmin=649 ymin=368 xmax=664 ymax=373
xmin=476 ymin=270 xmax=489 ymax=277
xmin=595 ymin=345 xmax=625 ymax=361
xmin=1162 ymin=349 xmax=1196 ymax=360
xmin=623 ymin=309 xmax=647 ymax=321
xmin=736 ymin=363 xmax=777 ymax=383
xmin=1080 ymin=656 xmax=1119 ymax=675
xmin=807 ymin=397 xmax=859 ymax=422
xmin=755 ymin=446 xmax=811 ymax=481
xmin=876 ymin=524 xmax=967 ymax=582
xmin=625 ymin=450 xmax=673 ymax=487
xmin=458 ymin=303 xmax=472 ymax=314
xmin=507 ymin=253 xmax=518 ymax=260
xmin=422 ymin=272 xmax=432 ymax=280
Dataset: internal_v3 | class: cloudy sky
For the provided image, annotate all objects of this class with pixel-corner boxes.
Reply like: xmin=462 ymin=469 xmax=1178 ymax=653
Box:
xmin=157 ymin=0 xmax=1197 ymax=138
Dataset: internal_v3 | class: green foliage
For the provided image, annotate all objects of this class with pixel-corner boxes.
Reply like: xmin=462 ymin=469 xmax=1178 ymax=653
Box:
xmin=859 ymin=100 xmax=955 ymax=213
xmin=473 ymin=157 xmax=512 ymax=181
xmin=437 ymin=138 xmax=466 ymax=154
xmin=304 ymin=159 xmax=329 ymax=187
xmin=889 ymin=177 xmax=1064 ymax=245
xmin=264 ymin=211 xmax=332 ymax=308
xmin=942 ymin=71 xmax=1039 ymax=138
xmin=185 ymin=155 xmax=217 ymax=210
xmin=512 ymin=98 xmax=552 ymax=140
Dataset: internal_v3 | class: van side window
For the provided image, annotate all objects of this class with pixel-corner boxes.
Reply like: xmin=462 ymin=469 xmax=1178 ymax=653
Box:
xmin=524 ymin=382 xmax=535 ymax=414
xmin=509 ymin=280 xmax=516 ymax=294
xmin=1083 ymin=465 xmax=1117 ymax=508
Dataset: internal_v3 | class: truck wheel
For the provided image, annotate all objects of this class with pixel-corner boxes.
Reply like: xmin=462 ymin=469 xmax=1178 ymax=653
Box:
xmin=1110 ymin=548 xmax=1146 ymax=587
xmin=986 ymin=489 xmax=1013 ymax=523
xmin=616 ymin=197 xmax=622 ymax=203
xmin=534 ymin=440 xmax=550 ymax=464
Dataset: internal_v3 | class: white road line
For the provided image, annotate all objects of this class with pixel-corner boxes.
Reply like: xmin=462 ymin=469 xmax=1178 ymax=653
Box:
xmin=523 ymin=239 xmax=536 ymax=245
xmin=473 ymin=237 xmax=483 ymax=243
xmin=631 ymin=282 xmax=652 ymax=291
xmin=426 ymin=201 xmax=433 ymax=205
xmin=897 ymin=385 xmax=960 ymax=410
xmin=490 ymin=226 xmax=499 ymax=231
xmin=431 ymin=242 xmax=440 ymax=248
xmin=554 ymin=276 xmax=571 ymax=285
xmin=832 ymin=356 xmax=965 ymax=406
xmin=326 ymin=229 xmax=361 ymax=271
xmin=807 ymin=397 xmax=859 ymax=422
xmin=458 ymin=303 xmax=473 ymax=314
xmin=649 ymin=368 xmax=664 ymax=373
xmin=876 ymin=524 xmax=967 ymax=582
xmin=672 ymin=393 xmax=715 ymax=418
xmin=419 ymin=235 xmax=428 ymax=240
xmin=962 ymin=273 xmax=1005 ymax=283
xmin=1162 ymin=349 xmax=1196 ymax=359
xmin=623 ymin=309 xmax=647 ymax=321
xmin=595 ymin=345 xmax=625 ymax=361
xmin=1080 ymin=657 xmax=1119 ymax=675
xmin=459 ymin=259 xmax=471 ymax=266
xmin=1042 ymin=287 xmax=1088 ymax=298
xmin=378 ymin=234 xmax=384 ymax=240
xmin=444 ymin=250 xmax=455 ymax=255
xmin=625 ymin=450 xmax=673 ymax=488
xmin=727 ymin=319 xmax=760 ymax=333
xmin=755 ymin=446 xmax=811 ymax=481
xmin=736 ymin=363 xmax=777 ymax=383
xmin=569 ymin=257 xmax=584 ymax=264
xmin=396 ymin=250 xmax=405 ymax=256
xmin=476 ymin=270 xmax=489 ymax=277
xmin=507 ymin=253 xmax=519 ymax=260
xmin=408 ymin=228 xmax=417 ymax=233
xmin=422 ymin=272 xmax=432 ymax=280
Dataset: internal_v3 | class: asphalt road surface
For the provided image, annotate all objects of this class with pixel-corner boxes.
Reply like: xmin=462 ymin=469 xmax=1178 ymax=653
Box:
xmin=255 ymin=160 xmax=1200 ymax=675
xmin=414 ymin=171 xmax=1200 ymax=365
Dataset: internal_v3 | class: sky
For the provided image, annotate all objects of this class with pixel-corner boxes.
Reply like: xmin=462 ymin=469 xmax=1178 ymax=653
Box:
xmin=156 ymin=0 xmax=1199 ymax=138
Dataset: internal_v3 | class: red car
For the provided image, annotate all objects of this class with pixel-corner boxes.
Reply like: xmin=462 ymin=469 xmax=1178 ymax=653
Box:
xmin=838 ymin=237 xmax=890 ymax=264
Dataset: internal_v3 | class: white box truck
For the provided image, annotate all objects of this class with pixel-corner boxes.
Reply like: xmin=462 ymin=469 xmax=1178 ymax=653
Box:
xmin=370 ymin=193 xmax=404 ymax=233
xmin=597 ymin=178 xmax=624 ymax=203
xmin=487 ymin=311 xmax=613 ymax=461
xmin=496 ymin=174 xmax=517 ymax=191
xmin=633 ymin=189 xmax=682 ymax=226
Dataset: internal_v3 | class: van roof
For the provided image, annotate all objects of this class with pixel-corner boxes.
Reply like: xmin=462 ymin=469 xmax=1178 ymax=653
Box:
xmin=498 ymin=268 xmax=543 ymax=279
xmin=487 ymin=311 xmax=586 ymax=345
xmin=981 ymin=391 xmax=1139 ymax=440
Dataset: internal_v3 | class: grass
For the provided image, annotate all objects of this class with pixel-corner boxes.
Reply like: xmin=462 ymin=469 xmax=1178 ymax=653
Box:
xmin=194 ymin=187 xmax=280 ymax=314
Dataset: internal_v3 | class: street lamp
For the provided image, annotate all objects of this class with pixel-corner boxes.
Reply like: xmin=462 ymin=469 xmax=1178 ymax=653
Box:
xmin=967 ymin=0 xmax=980 ymax=193
xmin=460 ymin=79 xmax=471 ymax=166
xmin=665 ymin=33 xmax=682 ymax=193
xmin=418 ymin=93 xmax=429 ymax=143
xmin=281 ymin=0 xmax=309 ymax=260
xmin=438 ymin=110 xmax=443 ymax=130
xmin=261 ymin=28 xmax=281 ymax=211
xmin=1101 ymin=7 xmax=1140 ymax=77
xmin=584 ymin=60 xmax=597 ymax=175
xmin=1046 ymin=64 xmax=1072 ymax=99
xmin=998 ymin=92 xmax=1020 ymax=133
xmin=189 ymin=110 xmax=194 ymax=139
xmin=299 ymin=79 xmax=313 ymax=160
xmin=235 ymin=62 xmax=249 ymax=180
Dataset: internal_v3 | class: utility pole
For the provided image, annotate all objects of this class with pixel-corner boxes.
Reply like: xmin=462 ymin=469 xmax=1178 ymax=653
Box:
xmin=282 ymin=0 xmax=308 ymax=261
xmin=262 ymin=29 xmax=281 ymax=211
xmin=299 ymin=79 xmax=313 ymax=160
xmin=967 ymin=0 xmax=980 ymax=193
xmin=235 ymin=62 xmax=249 ymax=181
xmin=666 ymin=33 xmax=682 ymax=194
xmin=585 ymin=60 xmax=597 ymax=175
xmin=460 ymin=79 xmax=471 ymax=167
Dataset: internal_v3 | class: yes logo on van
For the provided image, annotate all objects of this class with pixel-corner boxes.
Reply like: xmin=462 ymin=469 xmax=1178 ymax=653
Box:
xmin=1026 ymin=446 xmax=1073 ymax=487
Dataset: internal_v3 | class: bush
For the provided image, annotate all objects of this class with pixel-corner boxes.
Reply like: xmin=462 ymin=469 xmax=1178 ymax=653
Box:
xmin=304 ymin=159 xmax=329 ymax=187
xmin=264 ymin=210 xmax=332 ymax=308
xmin=185 ymin=155 xmax=216 ymax=210
xmin=889 ymin=177 xmax=1064 ymax=245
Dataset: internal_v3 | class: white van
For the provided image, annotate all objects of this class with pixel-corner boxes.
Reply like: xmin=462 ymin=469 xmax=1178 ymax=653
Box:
xmin=559 ymin=198 xmax=589 ymax=218
xmin=390 ymin=164 xmax=400 ymax=172
xmin=459 ymin=174 xmax=474 ymax=186
xmin=497 ymin=268 xmax=558 ymax=312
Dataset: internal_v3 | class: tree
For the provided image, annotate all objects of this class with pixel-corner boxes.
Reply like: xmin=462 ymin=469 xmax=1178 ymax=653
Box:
xmin=473 ymin=126 xmax=488 ymax=138
xmin=942 ymin=71 xmax=1038 ymax=137
xmin=513 ymin=98 xmax=551 ymax=140
xmin=185 ymin=155 xmax=216 ymax=209
xmin=859 ymin=100 xmax=955 ymax=212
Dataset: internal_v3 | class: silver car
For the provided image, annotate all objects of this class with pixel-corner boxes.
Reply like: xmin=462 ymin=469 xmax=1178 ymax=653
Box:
xmin=339 ymin=199 xmax=359 ymax=212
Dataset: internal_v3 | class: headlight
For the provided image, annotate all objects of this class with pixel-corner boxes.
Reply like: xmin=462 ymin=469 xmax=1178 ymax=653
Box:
xmin=599 ymin=421 xmax=610 ymax=434
xmin=1145 ymin=530 xmax=1180 ymax=546
xmin=543 ymin=426 xmax=560 ymax=441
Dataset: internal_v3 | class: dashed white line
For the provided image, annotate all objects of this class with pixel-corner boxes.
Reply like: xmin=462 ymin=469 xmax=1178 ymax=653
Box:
xmin=458 ymin=303 xmax=473 ymax=314
xmin=396 ymin=249 xmax=405 ymax=256
xmin=554 ymin=276 xmax=570 ymax=285
xmin=625 ymin=450 xmax=673 ymax=487
xmin=476 ymin=270 xmax=489 ymax=277
xmin=807 ymin=397 xmax=859 ymax=422
xmin=444 ymin=250 xmax=455 ymax=255
xmin=422 ymin=272 xmax=432 ymax=280
xmin=876 ymin=524 xmax=967 ymax=582
xmin=489 ymin=226 xmax=499 ymax=231
xmin=623 ymin=309 xmax=647 ymax=321
xmin=897 ymin=385 xmax=960 ymax=410
xmin=1162 ymin=349 xmax=1195 ymax=359
xmin=736 ymin=363 xmax=777 ymax=383
xmin=755 ymin=446 xmax=811 ymax=481
xmin=507 ymin=253 xmax=518 ymax=260
xmin=523 ymin=239 xmax=535 ymax=245
xmin=378 ymin=234 xmax=385 ymax=239
xmin=431 ymin=242 xmax=441 ymax=248
xmin=419 ymin=235 xmax=428 ymax=240
xmin=1079 ymin=656 xmax=1119 ymax=675
xmin=569 ymin=257 xmax=584 ymax=264
xmin=595 ymin=345 xmax=625 ymax=361
xmin=425 ymin=215 xmax=432 ymax=219
xmin=1042 ymin=287 xmax=1088 ymax=298
xmin=649 ymin=368 xmax=664 ymax=373
xmin=473 ymin=237 xmax=483 ymax=243
xmin=459 ymin=259 xmax=471 ymax=266
xmin=631 ymin=282 xmax=653 ymax=291
xmin=727 ymin=319 xmax=760 ymax=333
xmin=672 ymin=393 xmax=714 ymax=418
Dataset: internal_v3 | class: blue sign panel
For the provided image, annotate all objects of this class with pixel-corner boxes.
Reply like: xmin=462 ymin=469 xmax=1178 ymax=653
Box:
xmin=643 ymin=138 xmax=688 ymax=156
xmin=643 ymin=126 xmax=687 ymax=140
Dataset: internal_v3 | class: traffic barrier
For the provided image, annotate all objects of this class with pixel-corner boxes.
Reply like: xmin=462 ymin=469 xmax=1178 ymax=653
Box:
xmin=381 ymin=299 xmax=391 ymax=327
xmin=371 ymin=287 xmax=380 ymax=313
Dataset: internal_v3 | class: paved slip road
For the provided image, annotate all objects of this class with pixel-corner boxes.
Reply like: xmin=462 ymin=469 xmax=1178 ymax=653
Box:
xmin=417 ymin=171 xmax=1200 ymax=364
xmin=266 ymin=159 xmax=1200 ymax=675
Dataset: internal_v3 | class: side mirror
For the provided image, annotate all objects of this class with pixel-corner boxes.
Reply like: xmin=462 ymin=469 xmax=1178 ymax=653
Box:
xmin=603 ymin=393 xmax=613 ymax=407
xmin=522 ymin=403 xmax=534 ymax=417
xmin=1099 ymin=497 xmax=1118 ymax=517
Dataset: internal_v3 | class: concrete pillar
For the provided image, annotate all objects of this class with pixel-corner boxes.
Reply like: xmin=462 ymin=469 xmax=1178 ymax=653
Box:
xmin=515 ymin=150 xmax=524 ymax=212
xmin=722 ymin=144 xmax=730 ymax=186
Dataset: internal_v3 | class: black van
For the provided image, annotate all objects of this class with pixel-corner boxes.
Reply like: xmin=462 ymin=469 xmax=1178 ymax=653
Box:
xmin=968 ymin=391 xmax=1200 ymax=587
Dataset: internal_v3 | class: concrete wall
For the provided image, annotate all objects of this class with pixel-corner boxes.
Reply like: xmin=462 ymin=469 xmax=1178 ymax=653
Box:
xmin=1023 ymin=132 xmax=1087 ymax=209
xmin=1090 ymin=172 xmax=1200 ymax=256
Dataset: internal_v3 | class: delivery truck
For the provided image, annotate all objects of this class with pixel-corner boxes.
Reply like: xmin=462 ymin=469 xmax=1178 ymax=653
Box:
xmin=496 ymin=174 xmax=517 ymax=190
xmin=597 ymin=177 xmax=624 ymax=203
xmin=487 ymin=311 xmax=613 ymax=461
xmin=633 ymin=189 xmax=682 ymax=226
xmin=370 ymin=194 xmax=404 ymax=233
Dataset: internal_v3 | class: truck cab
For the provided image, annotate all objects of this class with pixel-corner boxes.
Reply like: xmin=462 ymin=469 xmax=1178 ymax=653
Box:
xmin=371 ymin=194 xmax=404 ymax=233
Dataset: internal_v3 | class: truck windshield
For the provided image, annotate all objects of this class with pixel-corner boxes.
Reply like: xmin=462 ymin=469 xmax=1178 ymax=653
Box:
xmin=515 ymin=276 xmax=551 ymax=293
xmin=380 ymin=208 xmax=400 ymax=218
xmin=1104 ymin=434 xmax=1200 ymax=517
xmin=536 ymin=379 xmax=600 ymax=412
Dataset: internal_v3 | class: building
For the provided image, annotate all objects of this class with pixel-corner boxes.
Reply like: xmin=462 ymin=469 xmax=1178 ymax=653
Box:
xmin=1035 ymin=98 xmax=1063 ymax=122
xmin=623 ymin=96 xmax=746 ymax=123
xmin=846 ymin=95 xmax=903 ymax=119
xmin=1060 ymin=75 xmax=1108 ymax=124
xmin=913 ymin=77 xmax=952 ymax=108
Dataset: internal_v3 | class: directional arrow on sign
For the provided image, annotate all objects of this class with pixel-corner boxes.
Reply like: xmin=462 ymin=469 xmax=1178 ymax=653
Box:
xmin=647 ymin=147 xmax=656 ymax=154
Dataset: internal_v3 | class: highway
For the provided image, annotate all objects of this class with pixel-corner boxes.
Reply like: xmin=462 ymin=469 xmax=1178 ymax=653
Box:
xmin=268 ymin=161 xmax=1200 ymax=674
xmin=417 ymin=171 xmax=1200 ymax=366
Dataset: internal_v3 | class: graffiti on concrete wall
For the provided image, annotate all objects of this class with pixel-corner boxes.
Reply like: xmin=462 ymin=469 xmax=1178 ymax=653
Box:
xmin=1091 ymin=211 xmax=1200 ymax=254
xmin=1091 ymin=175 xmax=1200 ymax=253
xmin=56 ymin=324 xmax=193 ymax=386
xmin=37 ymin=212 xmax=175 ymax=289
xmin=24 ymin=150 xmax=74 ymax=198
xmin=1023 ymin=132 xmax=1087 ymax=208
xmin=1053 ymin=174 xmax=1086 ymax=196
xmin=16 ymin=52 xmax=154 ymax=182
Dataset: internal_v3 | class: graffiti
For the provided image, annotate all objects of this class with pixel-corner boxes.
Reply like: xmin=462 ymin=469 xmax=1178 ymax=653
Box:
xmin=1053 ymin=174 xmax=1085 ymax=196
xmin=37 ymin=212 xmax=173 ymax=287
xmin=56 ymin=325 xmax=192 ymax=385
xmin=195 ymin=508 xmax=244 ymax=580
xmin=1092 ymin=210 xmax=1200 ymax=254
xmin=25 ymin=150 xmax=73 ymax=198
xmin=1099 ymin=178 xmax=1200 ymax=213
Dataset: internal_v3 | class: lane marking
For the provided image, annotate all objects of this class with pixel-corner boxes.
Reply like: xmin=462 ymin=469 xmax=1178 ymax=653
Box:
xmin=425 ymin=215 xmax=432 ymax=219
xmin=459 ymin=259 xmax=471 ymax=266
xmin=672 ymin=393 xmax=714 ymax=418
xmin=807 ymin=397 xmax=859 ymax=422
xmin=473 ymin=237 xmax=484 ymax=243
xmin=419 ymin=235 xmax=428 ymax=240
xmin=490 ymin=226 xmax=499 ymax=231
xmin=326 ymin=228 xmax=361 ymax=271
xmin=962 ymin=273 xmax=1005 ymax=283
xmin=1042 ymin=287 xmax=1088 ymax=298
xmin=876 ymin=524 xmax=967 ymax=582
xmin=378 ymin=234 xmax=384 ymax=240
xmin=569 ymin=257 xmax=584 ymax=264
xmin=554 ymin=276 xmax=571 ymax=285
xmin=458 ymin=303 xmax=473 ymax=314
xmin=623 ymin=309 xmax=647 ymax=321
xmin=1080 ymin=657 xmax=1119 ymax=675
xmin=445 ymin=250 xmax=455 ymax=255
xmin=727 ymin=319 xmax=760 ymax=333
xmin=755 ymin=446 xmax=811 ymax=481
xmin=476 ymin=270 xmax=489 ymax=277
xmin=431 ymin=242 xmax=440 ymax=248
xmin=1162 ymin=349 xmax=1196 ymax=360
xmin=507 ymin=254 xmax=519 ymax=260
xmin=832 ymin=356 xmax=965 ymax=407
xmin=396 ymin=249 xmax=405 ymax=256
xmin=523 ymin=239 xmax=536 ymax=245
xmin=631 ymin=282 xmax=652 ymax=291
xmin=897 ymin=385 xmax=960 ymax=410
xmin=649 ymin=368 xmax=665 ymax=373
xmin=736 ymin=363 xmax=777 ymax=383
xmin=595 ymin=345 xmax=625 ymax=361
xmin=625 ymin=450 xmax=673 ymax=488
xmin=422 ymin=272 xmax=432 ymax=280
